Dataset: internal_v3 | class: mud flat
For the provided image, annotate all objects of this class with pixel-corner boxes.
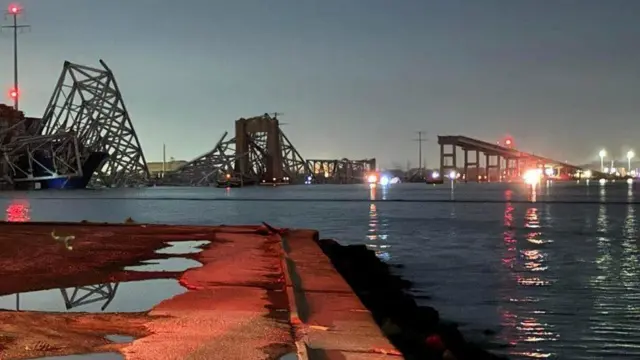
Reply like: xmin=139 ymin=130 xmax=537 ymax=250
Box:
xmin=0 ymin=222 xmax=398 ymax=360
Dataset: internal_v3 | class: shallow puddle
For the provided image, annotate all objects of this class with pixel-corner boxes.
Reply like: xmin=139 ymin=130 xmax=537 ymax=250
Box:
xmin=30 ymin=352 xmax=124 ymax=359
xmin=0 ymin=279 xmax=186 ymax=312
xmin=155 ymin=240 xmax=210 ymax=255
xmin=124 ymin=258 xmax=202 ymax=272
xmin=104 ymin=334 xmax=135 ymax=343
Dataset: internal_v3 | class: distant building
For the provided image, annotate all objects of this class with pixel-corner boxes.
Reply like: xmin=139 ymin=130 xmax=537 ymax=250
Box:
xmin=147 ymin=159 xmax=187 ymax=176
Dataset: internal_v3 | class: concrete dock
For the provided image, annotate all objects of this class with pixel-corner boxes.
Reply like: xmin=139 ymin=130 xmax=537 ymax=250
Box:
xmin=0 ymin=222 xmax=401 ymax=360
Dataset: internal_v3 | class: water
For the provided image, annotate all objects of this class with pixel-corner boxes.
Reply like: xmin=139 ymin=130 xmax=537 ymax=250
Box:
xmin=155 ymin=240 xmax=211 ymax=254
xmin=0 ymin=279 xmax=186 ymax=312
xmin=104 ymin=335 xmax=135 ymax=344
xmin=123 ymin=258 xmax=202 ymax=272
xmin=1 ymin=181 xmax=639 ymax=359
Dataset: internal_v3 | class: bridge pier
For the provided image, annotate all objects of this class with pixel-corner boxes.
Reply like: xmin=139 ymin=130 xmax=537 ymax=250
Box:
xmin=463 ymin=149 xmax=480 ymax=182
xmin=439 ymin=143 xmax=457 ymax=178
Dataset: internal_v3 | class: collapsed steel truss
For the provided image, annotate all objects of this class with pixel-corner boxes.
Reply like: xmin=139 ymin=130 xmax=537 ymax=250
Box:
xmin=40 ymin=60 xmax=150 ymax=187
xmin=1 ymin=106 xmax=83 ymax=187
xmin=307 ymin=158 xmax=377 ymax=184
xmin=164 ymin=114 xmax=312 ymax=186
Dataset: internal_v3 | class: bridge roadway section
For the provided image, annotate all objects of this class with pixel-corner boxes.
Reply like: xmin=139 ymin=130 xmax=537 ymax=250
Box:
xmin=438 ymin=135 xmax=602 ymax=181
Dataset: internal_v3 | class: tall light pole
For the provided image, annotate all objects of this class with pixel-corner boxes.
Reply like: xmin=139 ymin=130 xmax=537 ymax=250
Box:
xmin=2 ymin=3 xmax=30 ymax=111
xmin=413 ymin=131 xmax=427 ymax=176
xmin=627 ymin=150 xmax=635 ymax=172
xmin=599 ymin=149 xmax=606 ymax=172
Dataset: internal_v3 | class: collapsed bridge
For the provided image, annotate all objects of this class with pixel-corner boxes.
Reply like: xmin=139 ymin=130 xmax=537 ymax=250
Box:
xmin=0 ymin=60 xmax=151 ymax=189
xmin=162 ymin=114 xmax=376 ymax=186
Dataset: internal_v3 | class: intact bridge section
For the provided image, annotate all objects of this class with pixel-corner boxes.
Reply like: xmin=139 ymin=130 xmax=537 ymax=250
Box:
xmin=438 ymin=135 xmax=602 ymax=181
xmin=163 ymin=114 xmax=376 ymax=186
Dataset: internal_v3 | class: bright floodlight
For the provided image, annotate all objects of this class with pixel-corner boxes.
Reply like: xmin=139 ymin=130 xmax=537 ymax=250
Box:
xmin=627 ymin=150 xmax=635 ymax=159
xmin=627 ymin=178 xmax=634 ymax=185
xmin=523 ymin=169 xmax=540 ymax=185
xmin=583 ymin=170 xmax=592 ymax=178
xmin=599 ymin=149 xmax=606 ymax=158
xmin=448 ymin=170 xmax=456 ymax=179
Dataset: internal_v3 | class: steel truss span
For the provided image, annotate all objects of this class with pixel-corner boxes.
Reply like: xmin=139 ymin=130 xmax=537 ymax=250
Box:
xmin=163 ymin=113 xmax=313 ymax=186
xmin=40 ymin=60 xmax=150 ymax=187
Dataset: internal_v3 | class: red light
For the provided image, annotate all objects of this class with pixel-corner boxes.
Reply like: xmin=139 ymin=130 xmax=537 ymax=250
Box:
xmin=505 ymin=139 xmax=512 ymax=145
xmin=8 ymin=88 xmax=18 ymax=99
xmin=8 ymin=4 xmax=19 ymax=14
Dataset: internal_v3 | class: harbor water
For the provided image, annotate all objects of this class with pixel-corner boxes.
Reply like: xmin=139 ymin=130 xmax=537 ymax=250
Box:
xmin=1 ymin=181 xmax=638 ymax=359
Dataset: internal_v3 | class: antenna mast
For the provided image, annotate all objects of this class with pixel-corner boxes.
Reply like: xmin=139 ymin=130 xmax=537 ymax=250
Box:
xmin=413 ymin=131 xmax=428 ymax=176
xmin=2 ymin=3 xmax=30 ymax=110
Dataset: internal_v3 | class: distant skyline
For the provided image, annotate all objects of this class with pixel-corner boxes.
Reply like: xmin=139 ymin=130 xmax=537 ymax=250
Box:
xmin=1 ymin=0 xmax=639 ymax=168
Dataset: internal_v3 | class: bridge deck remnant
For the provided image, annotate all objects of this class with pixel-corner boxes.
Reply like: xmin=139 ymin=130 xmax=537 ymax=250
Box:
xmin=438 ymin=135 xmax=600 ymax=181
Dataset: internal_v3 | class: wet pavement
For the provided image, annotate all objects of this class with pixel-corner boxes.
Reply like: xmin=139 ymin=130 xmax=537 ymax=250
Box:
xmin=0 ymin=222 xmax=399 ymax=359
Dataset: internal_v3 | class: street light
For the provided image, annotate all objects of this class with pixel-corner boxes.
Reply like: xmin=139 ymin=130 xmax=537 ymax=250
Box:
xmin=627 ymin=150 xmax=635 ymax=172
xmin=599 ymin=149 xmax=606 ymax=172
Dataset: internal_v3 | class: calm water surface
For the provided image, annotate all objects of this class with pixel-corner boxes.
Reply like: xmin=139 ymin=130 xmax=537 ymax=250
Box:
xmin=1 ymin=181 xmax=639 ymax=360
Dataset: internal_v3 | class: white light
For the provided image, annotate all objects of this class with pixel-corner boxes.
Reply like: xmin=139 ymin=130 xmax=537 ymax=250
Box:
xmin=599 ymin=149 xmax=607 ymax=158
xmin=367 ymin=174 xmax=377 ymax=183
xmin=523 ymin=169 xmax=540 ymax=185
xmin=599 ymin=178 xmax=606 ymax=185
xmin=448 ymin=171 xmax=456 ymax=179
xmin=432 ymin=171 xmax=440 ymax=179
xmin=390 ymin=177 xmax=400 ymax=184
xmin=627 ymin=178 xmax=634 ymax=185
xmin=628 ymin=150 xmax=635 ymax=160
xmin=584 ymin=170 xmax=592 ymax=178
xmin=544 ymin=168 xmax=554 ymax=176
xmin=380 ymin=176 xmax=390 ymax=186
xmin=604 ymin=167 xmax=609 ymax=173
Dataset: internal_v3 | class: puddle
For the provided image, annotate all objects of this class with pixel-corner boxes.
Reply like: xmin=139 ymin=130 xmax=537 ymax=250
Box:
xmin=30 ymin=352 xmax=124 ymax=359
xmin=0 ymin=279 xmax=186 ymax=312
xmin=104 ymin=334 xmax=135 ymax=343
xmin=155 ymin=240 xmax=210 ymax=255
xmin=124 ymin=258 xmax=202 ymax=272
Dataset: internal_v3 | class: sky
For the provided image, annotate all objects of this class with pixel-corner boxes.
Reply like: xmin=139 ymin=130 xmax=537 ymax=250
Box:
xmin=1 ymin=0 xmax=640 ymax=169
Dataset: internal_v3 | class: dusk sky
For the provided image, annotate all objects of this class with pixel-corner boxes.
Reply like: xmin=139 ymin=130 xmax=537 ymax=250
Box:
xmin=1 ymin=0 xmax=639 ymax=168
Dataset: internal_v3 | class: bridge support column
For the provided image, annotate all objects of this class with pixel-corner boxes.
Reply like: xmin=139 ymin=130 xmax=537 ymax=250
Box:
xmin=440 ymin=143 xmax=457 ymax=177
xmin=485 ymin=154 xmax=501 ymax=182
xmin=463 ymin=149 xmax=480 ymax=182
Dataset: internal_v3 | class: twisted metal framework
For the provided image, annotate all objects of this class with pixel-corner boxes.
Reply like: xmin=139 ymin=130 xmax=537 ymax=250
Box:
xmin=60 ymin=283 xmax=119 ymax=311
xmin=1 ymin=107 xmax=83 ymax=187
xmin=163 ymin=114 xmax=312 ymax=186
xmin=306 ymin=158 xmax=377 ymax=184
xmin=40 ymin=60 xmax=149 ymax=187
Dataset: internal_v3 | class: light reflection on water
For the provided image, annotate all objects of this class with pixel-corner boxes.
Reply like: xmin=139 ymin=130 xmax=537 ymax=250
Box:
xmin=1 ymin=182 xmax=640 ymax=359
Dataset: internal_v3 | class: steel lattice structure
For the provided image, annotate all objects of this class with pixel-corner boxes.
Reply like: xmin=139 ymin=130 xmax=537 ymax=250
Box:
xmin=307 ymin=158 xmax=377 ymax=184
xmin=163 ymin=114 xmax=312 ymax=186
xmin=60 ymin=283 xmax=119 ymax=311
xmin=40 ymin=60 xmax=150 ymax=187
xmin=1 ymin=105 xmax=83 ymax=188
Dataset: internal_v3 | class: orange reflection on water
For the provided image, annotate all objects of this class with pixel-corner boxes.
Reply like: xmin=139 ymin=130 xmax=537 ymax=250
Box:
xmin=499 ymin=189 xmax=556 ymax=358
xmin=6 ymin=200 xmax=30 ymax=222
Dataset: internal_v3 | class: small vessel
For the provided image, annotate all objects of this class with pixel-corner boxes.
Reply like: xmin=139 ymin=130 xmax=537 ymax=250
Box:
xmin=216 ymin=175 xmax=243 ymax=188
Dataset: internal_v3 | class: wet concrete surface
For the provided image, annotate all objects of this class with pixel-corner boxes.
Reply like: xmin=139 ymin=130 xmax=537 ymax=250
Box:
xmin=0 ymin=280 xmax=186 ymax=312
xmin=0 ymin=222 xmax=399 ymax=359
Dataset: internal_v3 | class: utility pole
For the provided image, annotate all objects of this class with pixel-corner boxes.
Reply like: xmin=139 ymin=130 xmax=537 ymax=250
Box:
xmin=2 ymin=4 xmax=30 ymax=111
xmin=413 ymin=131 xmax=428 ymax=176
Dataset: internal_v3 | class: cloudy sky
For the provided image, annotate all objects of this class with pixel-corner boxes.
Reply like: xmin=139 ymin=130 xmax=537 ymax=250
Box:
xmin=2 ymin=0 xmax=639 ymax=168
